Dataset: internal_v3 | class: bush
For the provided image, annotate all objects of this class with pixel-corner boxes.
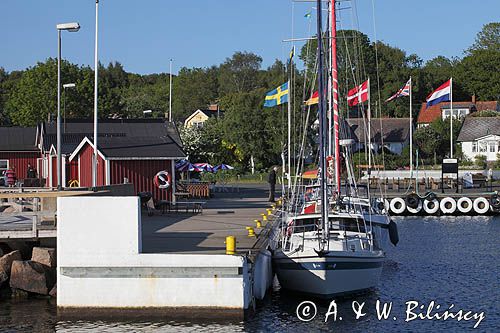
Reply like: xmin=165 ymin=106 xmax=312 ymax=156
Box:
xmin=474 ymin=154 xmax=487 ymax=169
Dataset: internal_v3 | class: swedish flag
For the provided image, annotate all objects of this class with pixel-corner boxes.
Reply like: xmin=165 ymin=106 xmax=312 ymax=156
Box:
xmin=264 ymin=82 xmax=289 ymax=108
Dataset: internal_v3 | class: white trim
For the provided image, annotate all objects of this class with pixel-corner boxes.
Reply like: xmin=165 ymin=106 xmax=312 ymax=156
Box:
xmin=48 ymin=155 xmax=53 ymax=188
xmin=49 ymin=145 xmax=57 ymax=156
xmin=69 ymin=137 xmax=107 ymax=161
xmin=183 ymin=109 xmax=207 ymax=127
xmin=78 ymin=155 xmax=81 ymax=184
xmin=62 ymin=155 xmax=67 ymax=187
xmin=171 ymin=160 xmax=176 ymax=204
xmin=105 ymin=159 xmax=111 ymax=185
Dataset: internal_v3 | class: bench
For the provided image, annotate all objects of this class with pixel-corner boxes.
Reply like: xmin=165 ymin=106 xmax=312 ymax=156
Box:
xmin=158 ymin=200 xmax=206 ymax=214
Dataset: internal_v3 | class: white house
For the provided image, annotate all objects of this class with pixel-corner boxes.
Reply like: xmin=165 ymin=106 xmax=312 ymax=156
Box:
xmin=457 ymin=117 xmax=500 ymax=162
xmin=347 ymin=118 xmax=412 ymax=155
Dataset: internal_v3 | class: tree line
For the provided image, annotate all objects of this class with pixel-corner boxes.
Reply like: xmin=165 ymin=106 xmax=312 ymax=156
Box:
xmin=0 ymin=23 xmax=498 ymax=171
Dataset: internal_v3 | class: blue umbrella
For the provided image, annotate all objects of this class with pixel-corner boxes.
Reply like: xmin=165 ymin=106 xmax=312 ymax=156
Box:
xmin=214 ymin=164 xmax=234 ymax=172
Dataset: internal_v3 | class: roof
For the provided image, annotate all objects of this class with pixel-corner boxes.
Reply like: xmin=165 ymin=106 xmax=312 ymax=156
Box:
xmin=41 ymin=119 xmax=185 ymax=157
xmin=199 ymin=109 xmax=224 ymax=118
xmin=347 ymin=118 xmax=411 ymax=143
xmin=456 ymin=117 xmax=500 ymax=142
xmin=417 ymin=100 xmax=499 ymax=123
xmin=0 ymin=127 xmax=38 ymax=151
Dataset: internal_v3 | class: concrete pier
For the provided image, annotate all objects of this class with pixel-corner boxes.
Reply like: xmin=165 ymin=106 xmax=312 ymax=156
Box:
xmin=56 ymin=184 xmax=277 ymax=314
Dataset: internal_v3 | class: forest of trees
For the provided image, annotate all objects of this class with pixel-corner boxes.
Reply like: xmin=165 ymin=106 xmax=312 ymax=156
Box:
xmin=0 ymin=23 xmax=499 ymax=171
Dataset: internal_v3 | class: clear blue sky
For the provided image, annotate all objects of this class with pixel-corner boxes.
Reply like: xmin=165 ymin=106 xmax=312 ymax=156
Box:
xmin=1 ymin=0 xmax=498 ymax=75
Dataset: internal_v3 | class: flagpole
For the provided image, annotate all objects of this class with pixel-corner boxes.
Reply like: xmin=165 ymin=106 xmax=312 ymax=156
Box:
xmin=409 ymin=76 xmax=413 ymax=177
xmin=287 ymin=80 xmax=292 ymax=190
xmin=450 ymin=77 xmax=453 ymax=158
xmin=331 ymin=0 xmax=340 ymax=194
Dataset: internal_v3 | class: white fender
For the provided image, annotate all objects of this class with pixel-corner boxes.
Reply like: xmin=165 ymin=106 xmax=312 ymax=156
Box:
xmin=440 ymin=197 xmax=457 ymax=214
xmin=407 ymin=200 xmax=423 ymax=214
xmin=384 ymin=199 xmax=390 ymax=213
xmin=390 ymin=197 xmax=406 ymax=214
xmin=473 ymin=197 xmax=490 ymax=214
xmin=456 ymin=197 xmax=473 ymax=214
xmin=423 ymin=199 xmax=440 ymax=214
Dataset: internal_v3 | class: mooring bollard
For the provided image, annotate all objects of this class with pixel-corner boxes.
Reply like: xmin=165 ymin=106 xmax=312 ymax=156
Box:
xmin=266 ymin=209 xmax=272 ymax=216
xmin=246 ymin=227 xmax=256 ymax=237
xmin=261 ymin=213 xmax=267 ymax=221
xmin=225 ymin=236 xmax=236 ymax=255
xmin=255 ymin=219 xmax=262 ymax=228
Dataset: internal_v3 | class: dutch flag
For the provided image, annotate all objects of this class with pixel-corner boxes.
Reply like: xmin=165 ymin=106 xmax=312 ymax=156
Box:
xmin=426 ymin=79 xmax=451 ymax=107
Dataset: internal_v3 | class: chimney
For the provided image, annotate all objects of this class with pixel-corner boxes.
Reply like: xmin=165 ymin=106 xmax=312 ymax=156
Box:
xmin=208 ymin=104 xmax=218 ymax=111
xmin=472 ymin=94 xmax=476 ymax=104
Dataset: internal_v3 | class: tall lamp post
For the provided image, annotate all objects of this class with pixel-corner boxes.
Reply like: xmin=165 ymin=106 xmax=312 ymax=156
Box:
xmin=56 ymin=22 xmax=80 ymax=190
xmin=92 ymin=0 xmax=99 ymax=187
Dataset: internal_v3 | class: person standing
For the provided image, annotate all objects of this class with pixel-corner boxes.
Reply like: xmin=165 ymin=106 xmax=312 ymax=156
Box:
xmin=27 ymin=163 xmax=37 ymax=179
xmin=268 ymin=166 xmax=278 ymax=202
xmin=5 ymin=167 xmax=16 ymax=187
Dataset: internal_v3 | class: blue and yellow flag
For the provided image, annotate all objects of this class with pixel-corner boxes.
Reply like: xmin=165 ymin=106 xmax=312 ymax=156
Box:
xmin=264 ymin=82 xmax=289 ymax=108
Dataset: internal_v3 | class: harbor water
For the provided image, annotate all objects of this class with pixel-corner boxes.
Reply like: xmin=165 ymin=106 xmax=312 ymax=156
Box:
xmin=0 ymin=216 xmax=498 ymax=332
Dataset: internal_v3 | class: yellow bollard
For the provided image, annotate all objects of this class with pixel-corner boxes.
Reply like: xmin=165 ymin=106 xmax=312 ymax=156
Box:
xmin=255 ymin=219 xmax=262 ymax=228
xmin=277 ymin=198 xmax=282 ymax=206
xmin=225 ymin=236 xmax=236 ymax=255
xmin=261 ymin=213 xmax=267 ymax=221
xmin=246 ymin=227 xmax=256 ymax=237
xmin=266 ymin=209 xmax=272 ymax=216
xmin=271 ymin=204 xmax=276 ymax=210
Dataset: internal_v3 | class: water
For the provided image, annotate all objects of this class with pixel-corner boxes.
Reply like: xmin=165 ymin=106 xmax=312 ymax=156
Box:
xmin=0 ymin=216 xmax=498 ymax=332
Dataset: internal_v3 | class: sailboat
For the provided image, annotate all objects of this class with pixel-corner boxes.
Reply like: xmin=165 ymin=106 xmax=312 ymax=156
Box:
xmin=271 ymin=0 xmax=393 ymax=297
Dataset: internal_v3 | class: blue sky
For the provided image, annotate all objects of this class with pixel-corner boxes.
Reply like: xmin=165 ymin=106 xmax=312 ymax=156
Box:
xmin=1 ymin=0 xmax=499 ymax=75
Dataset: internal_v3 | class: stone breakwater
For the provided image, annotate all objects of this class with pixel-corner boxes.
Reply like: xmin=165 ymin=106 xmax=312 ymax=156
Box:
xmin=0 ymin=247 xmax=56 ymax=298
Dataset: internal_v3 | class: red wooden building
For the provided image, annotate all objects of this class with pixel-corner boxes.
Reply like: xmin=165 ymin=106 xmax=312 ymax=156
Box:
xmin=1 ymin=119 xmax=185 ymax=200
xmin=0 ymin=127 xmax=40 ymax=185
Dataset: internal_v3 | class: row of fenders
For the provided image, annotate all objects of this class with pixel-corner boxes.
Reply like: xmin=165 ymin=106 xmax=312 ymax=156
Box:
xmin=383 ymin=192 xmax=500 ymax=216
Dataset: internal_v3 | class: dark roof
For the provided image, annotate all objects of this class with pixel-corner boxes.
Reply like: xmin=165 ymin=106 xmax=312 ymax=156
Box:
xmin=457 ymin=117 xmax=500 ymax=142
xmin=347 ymin=118 xmax=411 ymax=143
xmin=476 ymin=101 xmax=499 ymax=112
xmin=0 ymin=127 xmax=38 ymax=151
xmin=89 ymin=136 xmax=185 ymax=159
xmin=42 ymin=119 xmax=185 ymax=158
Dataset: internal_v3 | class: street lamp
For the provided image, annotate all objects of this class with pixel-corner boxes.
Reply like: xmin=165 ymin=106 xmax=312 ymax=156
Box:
xmin=57 ymin=22 xmax=80 ymax=190
xmin=63 ymin=83 xmax=76 ymax=132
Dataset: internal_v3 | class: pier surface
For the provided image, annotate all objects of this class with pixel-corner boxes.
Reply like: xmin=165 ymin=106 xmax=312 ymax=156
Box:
xmin=142 ymin=184 xmax=277 ymax=254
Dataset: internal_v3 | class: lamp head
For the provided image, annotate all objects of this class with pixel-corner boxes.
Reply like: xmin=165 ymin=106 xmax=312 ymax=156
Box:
xmin=56 ymin=22 xmax=80 ymax=32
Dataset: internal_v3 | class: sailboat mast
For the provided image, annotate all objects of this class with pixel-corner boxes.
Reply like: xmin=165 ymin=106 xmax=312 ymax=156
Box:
xmin=330 ymin=0 xmax=341 ymax=195
xmin=316 ymin=0 xmax=328 ymax=247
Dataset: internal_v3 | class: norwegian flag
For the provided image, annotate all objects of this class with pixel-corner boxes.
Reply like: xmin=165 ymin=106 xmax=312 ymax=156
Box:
xmin=347 ymin=80 xmax=369 ymax=107
xmin=386 ymin=79 xmax=411 ymax=102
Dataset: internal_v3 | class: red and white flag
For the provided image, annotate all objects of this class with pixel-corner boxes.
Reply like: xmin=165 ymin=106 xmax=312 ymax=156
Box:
xmin=347 ymin=80 xmax=368 ymax=107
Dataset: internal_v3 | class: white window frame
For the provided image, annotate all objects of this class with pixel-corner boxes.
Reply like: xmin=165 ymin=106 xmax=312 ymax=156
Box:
xmin=489 ymin=141 xmax=496 ymax=152
xmin=0 ymin=160 xmax=9 ymax=173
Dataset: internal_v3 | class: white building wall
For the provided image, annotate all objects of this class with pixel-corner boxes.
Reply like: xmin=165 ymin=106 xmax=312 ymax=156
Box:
xmin=461 ymin=135 xmax=500 ymax=162
xmin=57 ymin=196 xmax=250 ymax=309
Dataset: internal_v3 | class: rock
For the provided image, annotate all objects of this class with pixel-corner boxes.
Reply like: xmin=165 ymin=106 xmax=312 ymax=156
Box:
xmin=0 ymin=270 xmax=8 ymax=287
xmin=9 ymin=260 xmax=55 ymax=295
xmin=31 ymin=247 xmax=56 ymax=268
xmin=49 ymin=283 xmax=57 ymax=298
xmin=0 ymin=250 xmax=22 ymax=275
xmin=11 ymin=288 xmax=29 ymax=299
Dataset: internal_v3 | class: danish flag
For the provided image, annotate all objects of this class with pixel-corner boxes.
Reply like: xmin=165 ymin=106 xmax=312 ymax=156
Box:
xmin=347 ymin=80 xmax=369 ymax=107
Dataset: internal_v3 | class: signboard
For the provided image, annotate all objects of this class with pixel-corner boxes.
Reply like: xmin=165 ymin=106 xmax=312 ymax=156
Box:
xmin=442 ymin=158 xmax=458 ymax=174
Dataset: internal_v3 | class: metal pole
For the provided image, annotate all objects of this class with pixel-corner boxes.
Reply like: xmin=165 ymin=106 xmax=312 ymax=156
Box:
xmin=169 ymin=59 xmax=172 ymax=121
xmin=287 ymin=80 xmax=291 ymax=190
xmin=367 ymin=77 xmax=371 ymax=174
xmin=57 ymin=30 xmax=62 ymax=190
xmin=409 ymin=76 xmax=413 ymax=176
xmin=92 ymin=0 xmax=99 ymax=187
xmin=316 ymin=0 xmax=328 ymax=249
xmin=450 ymin=77 xmax=453 ymax=158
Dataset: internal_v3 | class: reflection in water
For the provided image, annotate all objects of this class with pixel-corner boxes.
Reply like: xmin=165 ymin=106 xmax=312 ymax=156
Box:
xmin=0 ymin=216 xmax=498 ymax=332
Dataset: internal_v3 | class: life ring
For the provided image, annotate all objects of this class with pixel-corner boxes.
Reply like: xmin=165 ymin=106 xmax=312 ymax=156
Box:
xmin=405 ymin=193 xmax=420 ymax=209
xmin=490 ymin=194 xmax=500 ymax=210
xmin=456 ymin=197 xmax=473 ymax=214
xmin=153 ymin=170 xmax=171 ymax=189
xmin=407 ymin=200 xmax=422 ymax=214
xmin=326 ymin=155 xmax=334 ymax=179
xmin=390 ymin=197 xmax=406 ymax=215
xmin=473 ymin=197 xmax=490 ymax=214
xmin=384 ymin=199 xmax=390 ymax=213
xmin=423 ymin=199 xmax=440 ymax=214
xmin=440 ymin=197 xmax=456 ymax=214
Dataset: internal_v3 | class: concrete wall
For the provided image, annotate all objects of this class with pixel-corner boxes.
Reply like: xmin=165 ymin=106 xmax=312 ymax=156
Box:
xmin=57 ymin=196 xmax=250 ymax=310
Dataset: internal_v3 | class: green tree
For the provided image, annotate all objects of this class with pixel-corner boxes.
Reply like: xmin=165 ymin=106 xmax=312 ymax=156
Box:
xmin=456 ymin=49 xmax=500 ymax=100
xmin=218 ymin=51 xmax=262 ymax=95
xmin=467 ymin=22 xmax=500 ymax=53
